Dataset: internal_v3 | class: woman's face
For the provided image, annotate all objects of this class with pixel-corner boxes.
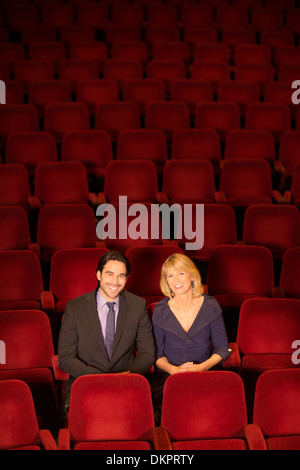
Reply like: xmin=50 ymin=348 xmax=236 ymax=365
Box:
xmin=166 ymin=266 xmax=193 ymax=297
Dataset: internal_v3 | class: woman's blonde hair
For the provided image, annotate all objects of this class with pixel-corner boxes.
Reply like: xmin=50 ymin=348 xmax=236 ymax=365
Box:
xmin=160 ymin=253 xmax=204 ymax=298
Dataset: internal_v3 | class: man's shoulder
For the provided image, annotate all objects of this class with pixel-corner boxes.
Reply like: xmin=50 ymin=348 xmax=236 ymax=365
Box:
xmin=122 ymin=289 xmax=146 ymax=307
xmin=65 ymin=289 xmax=95 ymax=309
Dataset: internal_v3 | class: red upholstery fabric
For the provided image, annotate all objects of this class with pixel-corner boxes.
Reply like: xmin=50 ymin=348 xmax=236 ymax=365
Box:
xmin=286 ymin=161 xmax=300 ymax=208
xmin=76 ymin=79 xmax=118 ymax=116
xmin=219 ymin=159 xmax=281 ymax=206
xmin=177 ymin=203 xmax=237 ymax=260
xmin=207 ymin=245 xmax=274 ymax=308
xmin=195 ymin=101 xmax=240 ymax=141
xmin=61 ymin=129 xmax=113 ymax=179
xmin=125 ymin=245 xmax=183 ymax=304
xmin=236 ymin=298 xmax=300 ymax=371
xmin=44 ymin=102 xmax=90 ymax=142
xmin=162 ymin=159 xmax=217 ymax=204
xmin=0 ymin=163 xmax=32 ymax=210
xmin=279 ymin=247 xmax=300 ymax=298
xmin=5 ymin=131 xmax=58 ymax=178
xmin=171 ymin=128 xmax=221 ymax=167
xmin=117 ymin=129 xmax=167 ymax=171
xmin=224 ymin=129 xmax=275 ymax=164
xmin=0 ymin=251 xmax=44 ymax=311
xmin=145 ymin=100 xmax=189 ymax=142
xmin=245 ymin=102 xmax=291 ymax=142
xmin=161 ymin=371 xmax=250 ymax=449
xmin=0 ymin=104 xmax=39 ymax=141
xmin=102 ymin=160 xmax=160 ymax=204
xmin=14 ymin=59 xmax=55 ymax=94
xmin=123 ymin=79 xmax=165 ymax=116
xmin=49 ymin=247 xmax=108 ymax=315
xmin=170 ymin=79 xmax=213 ymax=116
xmin=60 ymin=374 xmax=155 ymax=449
xmin=0 ymin=380 xmax=57 ymax=450
xmin=29 ymin=79 xmax=71 ymax=116
xmin=34 ymin=161 xmax=96 ymax=206
xmin=243 ymin=204 xmax=300 ymax=259
xmin=95 ymin=101 xmax=140 ymax=141
xmin=0 ymin=206 xmax=32 ymax=250
xmin=253 ymin=369 xmax=300 ymax=450
xmin=103 ymin=58 xmax=143 ymax=92
xmin=37 ymin=204 xmax=98 ymax=263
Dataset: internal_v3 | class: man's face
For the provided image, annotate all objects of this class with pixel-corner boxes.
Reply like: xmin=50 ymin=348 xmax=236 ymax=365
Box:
xmin=97 ymin=260 xmax=127 ymax=301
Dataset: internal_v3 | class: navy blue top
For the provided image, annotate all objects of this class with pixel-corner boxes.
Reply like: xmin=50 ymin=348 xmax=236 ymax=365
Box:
xmin=152 ymin=294 xmax=230 ymax=366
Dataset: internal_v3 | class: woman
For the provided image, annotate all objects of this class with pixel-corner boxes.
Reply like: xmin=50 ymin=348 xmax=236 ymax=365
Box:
xmin=151 ymin=253 xmax=231 ymax=422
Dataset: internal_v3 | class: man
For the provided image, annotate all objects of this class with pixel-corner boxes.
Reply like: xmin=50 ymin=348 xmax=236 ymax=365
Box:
xmin=58 ymin=250 xmax=155 ymax=407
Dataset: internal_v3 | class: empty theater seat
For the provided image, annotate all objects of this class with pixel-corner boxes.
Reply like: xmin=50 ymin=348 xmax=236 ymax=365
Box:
xmin=145 ymin=101 xmax=190 ymax=142
xmin=99 ymin=160 xmax=164 ymax=204
xmin=125 ymin=245 xmax=184 ymax=305
xmin=33 ymin=161 xmax=99 ymax=208
xmin=252 ymin=369 xmax=300 ymax=450
xmin=61 ymin=129 xmax=113 ymax=180
xmin=0 ymin=250 xmax=44 ymax=311
xmin=242 ymin=204 xmax=300 ymax=260
xmin=207 ymin=245 xmax=275 ymax=309
xmin=44 ymin=102 xmax=90 ymax=142
xmin=160 ymin=371 xmax=264 ymax=450
xmin=225 ymin=298 xmax=300 ymax=371
xmin=0 ymin=380 xmax=57 ymax=450
xmin=279 ymin=247 xmax=300 ymax=299
xmin=218 ymin=159 xmax=284 ymax=206
xmin=58 ymin=374 xmax=159 ymax=450
xmin=161 ymin=159 xmax=218 ymax=204
xmin=5 ymin=131 xmax=58 ymax=179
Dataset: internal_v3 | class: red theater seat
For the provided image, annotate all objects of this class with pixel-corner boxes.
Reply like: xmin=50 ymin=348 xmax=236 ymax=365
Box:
xmin=48 ymin=247 xmax=108 ymax=317
xmin=5 ymin=131 xmax=58 ymax=178
xmin=170 ymin=79 xmax=213 ymax=116
xmin=217 ymin=81 xmax=260 ymax=119
xmin=145 ymin=101 xmax=190 ymax=142
xmin=14 ymin=60 xmax=55 ymax=94
xmin=58 ymin=59 xmax=100 ymax=93
xmin=100 ymin=160 xmax=163 ymax=204
xmin=95 ymin=101 xmax=140 ymax=142
xmin=0 ymin=163 xmax=33 ymax=212
xmin=0 ymin=251 xmax=44 ymax=311
xmin=162 ymin=159 xmax=217 ymax=204
xmin=160 ymin=371 xmax=264 ymax=450
xmin=36 ymin=204 xmax=99 ymax=264
xmin=103 ymin=58 xmax=143 ymax=93
xmin=125 ymin=245 xmax=184 ymax=305
xmin=195 ymin=101 xmax=240 ymax=141
xmin=218 ymin=159 xmax=284 ymax=206
xmin=226 ymin=297 xmax=300 ymax=369
xmin=28 ymin=79 xmax=72 ymax=117
xmin=242 ymin=204 xmax=300 ymax=260
xmin=0 ymin=380 xmax=57 ymax=450
xmin=207 ymin=245 xmax=275 ymax=309
xmin=284 ymin=161 xmax=300 ymax=208
xmin=61 ymin=129 xmax=113 ymax=180
xmin=116 ymin=129 xmax=167 ymax=173
xmin=0 ymin=206 xmax=36 ymax=252
xmin=76 ymin=79 xmax=119 ymax=116
xmin=44 ymin=102 xmax=90 ymax=142
xmin=252 ymin=370 xmax=300 ymax=450
xmin=33 ymin=161 xmax=99 ymax=208
xmin=171 ymin=129 xmax=221 ymax=169
xmin=279 ymin=247 xmax=300 ymax=299
xmin=146 ymin=59 xmax=186 ymax=94
xmin=0 ymin=104 xmax=39 ymax=142
xmin=224 ymin=129 xmax=275 ymax=165
xmin=123 ymin=79 xmax=165 ymax=116
xmin=58 ymin=374 xmax=158 ymax=450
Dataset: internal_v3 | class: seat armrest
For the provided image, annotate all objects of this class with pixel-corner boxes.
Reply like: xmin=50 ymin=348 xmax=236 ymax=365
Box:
xmin=222 ymin=342 xmax=241 ymax=369
xmin=58 ymin=428 xmax=71 ymax=450
xmin=243 ymin=424 xmax=267 ymax=450
xmin=39 ymin=429 xmax=58 ymax=450
xmin=52 ymin=355 xmax=69 ymax=381
xmin=152 ymin=427 xmax=173 ymax=450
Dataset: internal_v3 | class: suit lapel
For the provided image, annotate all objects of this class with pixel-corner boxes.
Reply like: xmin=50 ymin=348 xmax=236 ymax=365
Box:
xmin=85 ymin=289 xmax=107 ymax=356
xmin=111 ymin=290 xmax=127 ymax=359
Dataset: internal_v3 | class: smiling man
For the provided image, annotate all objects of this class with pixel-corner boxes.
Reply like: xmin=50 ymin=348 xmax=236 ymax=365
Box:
xmin=58 ymin=250 xmax=155 ymax=408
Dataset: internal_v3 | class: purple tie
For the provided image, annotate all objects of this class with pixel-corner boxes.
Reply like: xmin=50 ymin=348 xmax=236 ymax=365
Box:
xmin=105 ymin=302 xmax=115 ymax=360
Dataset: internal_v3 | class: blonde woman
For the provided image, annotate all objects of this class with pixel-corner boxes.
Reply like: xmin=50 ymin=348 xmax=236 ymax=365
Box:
xmin=151 ymin=253 xmax=230 ymax=422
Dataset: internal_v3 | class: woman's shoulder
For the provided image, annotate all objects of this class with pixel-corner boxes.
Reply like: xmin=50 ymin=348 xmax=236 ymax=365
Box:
xmin=202 ymin=293 xmax=222 ymax=317
xmin=152 ymin=297 xmax=170 ymax=322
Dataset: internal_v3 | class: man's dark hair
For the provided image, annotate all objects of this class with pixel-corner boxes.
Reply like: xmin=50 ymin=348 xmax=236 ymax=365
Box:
xmin=97 ymin=250 xmax=131 ymax=277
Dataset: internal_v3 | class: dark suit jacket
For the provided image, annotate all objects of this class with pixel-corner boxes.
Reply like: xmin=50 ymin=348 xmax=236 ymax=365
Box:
xmin=58 ymin=288 xmax=155 ymax=405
